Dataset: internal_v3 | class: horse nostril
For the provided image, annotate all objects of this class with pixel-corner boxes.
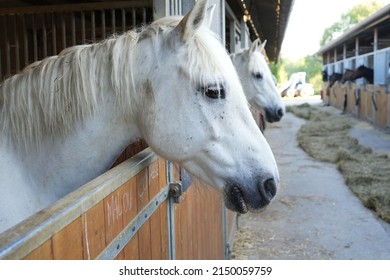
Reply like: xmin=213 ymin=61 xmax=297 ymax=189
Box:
xmin=259 ymin=178 xmax=277 ymax=203
xmin=276 ymin=108 xmax=284 ymax=118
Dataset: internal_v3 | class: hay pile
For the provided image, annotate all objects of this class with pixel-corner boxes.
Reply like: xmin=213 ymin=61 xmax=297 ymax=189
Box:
xmin=287 ymin=103 xmax=390 ymax=222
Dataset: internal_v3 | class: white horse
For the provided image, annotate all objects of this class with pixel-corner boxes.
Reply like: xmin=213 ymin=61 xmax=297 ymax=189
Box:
xmin=231 ymin=39 xmax=285 ymax=122
xmin=0 ymin=0 xmax=279 ymax=233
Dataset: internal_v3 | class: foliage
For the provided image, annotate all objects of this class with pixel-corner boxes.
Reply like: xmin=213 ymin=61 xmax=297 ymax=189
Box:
xmin=320 ymin=1 xmax=386 ymax=46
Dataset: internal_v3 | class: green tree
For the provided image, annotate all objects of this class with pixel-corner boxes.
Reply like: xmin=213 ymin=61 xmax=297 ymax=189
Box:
xmin=320 ymin=1 xmax=386 ymax=46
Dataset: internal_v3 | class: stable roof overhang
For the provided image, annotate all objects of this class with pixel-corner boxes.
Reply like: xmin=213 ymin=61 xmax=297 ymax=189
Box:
xmin=227 ymin=0 xmax=294 ymax=62
xmin=316 ymin=4 xmax=390 ymax=55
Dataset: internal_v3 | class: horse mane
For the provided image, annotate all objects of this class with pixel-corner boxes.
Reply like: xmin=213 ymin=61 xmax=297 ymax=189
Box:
xmin=0 ymin=17 xmax=224 ymax=151
xmin=0 ymin=34 xmax=129 ymax=150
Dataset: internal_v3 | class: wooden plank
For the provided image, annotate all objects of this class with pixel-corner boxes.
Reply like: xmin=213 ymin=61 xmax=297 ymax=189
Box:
xmin=52 ymin=218 xmax=83 ymax=259
xmin=359 ymin=89 xmax=367 ymax=120
xmin=375 ymin=88 xmax=388 ymax=129
xmin=136 ymin=169 xmax=152 ymax=259
xmin=148 ymin=160 xmax=163 ymax=259
xmin=82 ymin=201 xmax=106 ymax=259
xmin=121 ymin=177 xmax=140 ymax=260
xmin=104 ymin=185 xmax=125 ymax=260
xmin=366 ymin=89 xmax=374 ymax=122
xmin=23 ymin=240 xmax=53 ymax=260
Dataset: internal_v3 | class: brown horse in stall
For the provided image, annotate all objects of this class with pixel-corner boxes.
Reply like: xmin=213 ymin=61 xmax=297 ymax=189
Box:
xmin=350 ymin=65 xmax=374 ymax=84
xmin=341 ymin=66 xmax=374 ymax=113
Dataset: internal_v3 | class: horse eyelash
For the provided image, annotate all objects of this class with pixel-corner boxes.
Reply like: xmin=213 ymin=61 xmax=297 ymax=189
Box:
xmin=200 ymin=84 xmax=226 ymax=100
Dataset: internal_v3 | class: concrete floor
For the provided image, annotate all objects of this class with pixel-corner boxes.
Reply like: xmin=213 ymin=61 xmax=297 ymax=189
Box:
xmin=233 ymin=96 xmax=390 ymax=260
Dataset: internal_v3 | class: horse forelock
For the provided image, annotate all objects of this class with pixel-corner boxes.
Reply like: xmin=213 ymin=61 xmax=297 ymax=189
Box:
xmin=187 ymin=31 xmax=232 ymax=87
xmin=147 ymin=16 xmax=232 ymax=88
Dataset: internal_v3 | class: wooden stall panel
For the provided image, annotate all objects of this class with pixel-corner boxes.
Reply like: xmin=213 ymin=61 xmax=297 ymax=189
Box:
xmin=120 ymin=177 xmax=140 ymax=260
xmin=359 ymin=89 xmax=367 ymax=120
xmin=174 ymin=180 xmax=224 ymax=260
xmin=104 ymin=184 xmax=126 ymax=259
xmin=375 ymin=88 xmax=388 ymax=129
xmin=148 ymin=160 xmax=167 ymax=259
xmin=52 ymin=218 xmax=84 ymax=260
xmin=366 ymin=89 xmax=374 ymax=123
xmin=347 ymin=84 xmax=357 ymax=115
xmin=322 ymin=83 xmax=330 ymax=105
xmin=23 ymin=239 xmax=53 ymax=260
xmin=135 ymin=169 xmax=152 ymax=259
xmin=82 ymin=201 xmax=106 ymax=260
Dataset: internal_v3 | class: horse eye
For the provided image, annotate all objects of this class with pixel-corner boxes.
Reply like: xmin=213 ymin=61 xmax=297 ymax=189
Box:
xmin=253 ymin=72 xmax=263 ymax=79
xmin=202 ymin=85 xmax=226 ymax=100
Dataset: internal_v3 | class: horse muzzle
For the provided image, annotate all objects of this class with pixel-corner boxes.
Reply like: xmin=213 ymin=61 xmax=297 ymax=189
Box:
xmin=223 ymin=177 xmax=277 ymax=214
xmin=265 ymin=106 xmax=284 ymax=123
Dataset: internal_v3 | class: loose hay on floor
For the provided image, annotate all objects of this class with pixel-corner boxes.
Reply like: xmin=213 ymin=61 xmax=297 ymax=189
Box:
xmin=287 ymin=103 xmax=390 ymax=222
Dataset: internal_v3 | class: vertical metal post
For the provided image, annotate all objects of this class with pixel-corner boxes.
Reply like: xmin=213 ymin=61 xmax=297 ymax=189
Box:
xmin=12 ymin=15 xmax=20 ymax=72
xmin=41 ymin=14 xmax=47 ymax=58
xmin=222 ymin=204 xmax=229 ymax=259
xmin=166 ymin=160 xmax=176 ymax=260
xmin=81 ymin=11 xmax=86 ymax=44
xmin=51 ymin=13 xmax=57 ymax=54
xmin=91 ymin=10 xmax=96 ymax=42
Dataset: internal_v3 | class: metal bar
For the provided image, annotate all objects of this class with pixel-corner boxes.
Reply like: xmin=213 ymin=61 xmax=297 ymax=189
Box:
xmin=32 ymin=14 xmax=38 ymax=62
xmin=121 ymin=8 xmax=126 ymax=32
xmin=91 ymin=10 xmax=96 ymax=42
xmin=71 ymin=12 xmax=76 ymax=46
xmin=111 ymin=9 xmax=115 ymax=34
xmin=0 ymin=1 xmax=153 ymax=15
xmin=131 ymin=8 xmax=136 ymax=27
xmin=97 ymin=185 xmax=170 ymax=260
xmin=61 ymin=13 xmax=66 ymax=49
xmin=166 ymin=161 xmax=176 ymax=260
xmin=13 ymin=15 xmax=20 ymax=72
xmin=222 ymin=206 xmax=228 ymax=259
xmin=51 ymin=13 xmax=57 ymax=54
xmin=142 ymin=7 xmax=146 ymax=24
xmin=41 ymin=14 xmax=47 ymax=58
xmin=101 ymin=10 xmax=106 ymax=39
xmin=21 ymin=14 xmax=28 ymax=67
xmin=4 ymin=15 xmax=11 ymax=76
xmin=168 ymin=194 xmax=176 ymax=260
xmin=0 ymin=149 xmax=159 ymax=260
xmin=81 ymin=11 xmax=86 ymax=43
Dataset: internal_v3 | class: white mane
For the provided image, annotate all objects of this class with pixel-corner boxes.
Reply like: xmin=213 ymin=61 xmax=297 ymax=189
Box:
xmin=0 ymin=17 xmax=224 ymax=151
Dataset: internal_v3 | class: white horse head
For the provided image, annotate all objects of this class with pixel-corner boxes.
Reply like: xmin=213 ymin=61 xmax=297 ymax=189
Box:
xmin=231 ymin=39 xmax=285 ymax=122
xmin=0 ymin=0 xmax=279 ymax=232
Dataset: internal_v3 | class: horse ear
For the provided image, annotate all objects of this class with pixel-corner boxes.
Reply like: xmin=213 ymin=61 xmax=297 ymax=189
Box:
xmin=260 ymin=40 xmax=267 ymax=51
xmin=205 ymin=4 xmax=216 ymax=28
xmin=249 ymin=38 xmax=260 ymax=55
xmin=174 ymin=0 xmax=210 ymax=42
